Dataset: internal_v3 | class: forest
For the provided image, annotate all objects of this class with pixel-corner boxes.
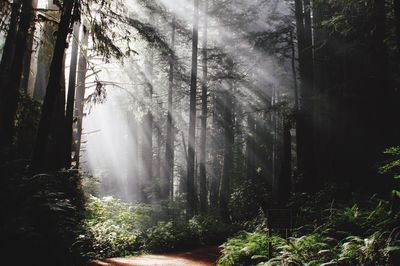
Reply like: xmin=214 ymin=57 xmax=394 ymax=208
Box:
xmin=0 ymin=0 xmax=399 ymax=265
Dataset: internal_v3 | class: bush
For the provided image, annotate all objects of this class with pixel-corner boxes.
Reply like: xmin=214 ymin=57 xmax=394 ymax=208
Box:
xmin=143 ymin=215 xmax=237 ymax=253
xmin=80 ymin=196 xmax=149 ymax=258
xmin=144 ymin=221 xmax=194 ymax=252
xmin=229 ymin=179 xmax=272 ymax=222
xmin=268 ymin=234 xmax=334 ymax=265
xmin=218 ymin=231 xmax=283 ymax=266
xmin=380 ymin=146 xmax=400 ymax=198
xmin=188 ymin=215 xmax=237 ymax=245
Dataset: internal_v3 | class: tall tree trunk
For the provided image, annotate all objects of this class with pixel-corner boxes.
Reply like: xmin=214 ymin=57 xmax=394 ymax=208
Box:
xmin=290 ymin=30 xmax=299 ymax=111
xmin=245 ymin=113 xmax=256 ymax=179
xmin=395 ymin=0 xmax=400 ymax=53
xmin=271 ymin=88 xmax=279 ymax=192
xmin=33 ymin=0 xmax=59 ymax=101
xmin=0 ymin=0 xmax=33 ymax=149
xmin=295 ymin=0 xmax=316 ymax=191
xmin=199 ymin=0 xmax=208 ymax=214
xmin=53 ymin=53 xmax=67 ymax=167
xmin=20 ymin=0 xmax=38 ymax=95
xmin=278 ymin=117 xmax=291 ymax=205
xmin=65 ymin=22 xmax=80 ymax=167
xmin=164 ymin=17 xmax=176 ymax=201
xmin=290 ymin=30 xmax=300 ymax=188
xmin=0 ymin=0 xmax=21 ymax=97
xmin=186 ymin=0 xmax=199 ymax=217
xmin=30 ymin=0 xmax=76 ymax=172
xmin=209 ymin=92 xmax=221 ymax=211
xmin=155 ymin=125 xmax=162 ymax=198
xmin=73 ymin=24 xmax=88 ymax=167
xmin=141 ymin=50 xmax=154 ymax=202
xmin=219 ymin=80 xmax=234 ymax=221
xmin=393 ymin=0 xmax=400 ymax=143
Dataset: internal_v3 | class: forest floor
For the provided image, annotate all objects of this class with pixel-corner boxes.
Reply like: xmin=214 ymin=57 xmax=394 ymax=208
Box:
xmin=90 ymin=246 xmax=221 ymax=266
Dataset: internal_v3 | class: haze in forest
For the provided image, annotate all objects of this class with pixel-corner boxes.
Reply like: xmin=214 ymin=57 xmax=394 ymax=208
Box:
xmin=76 ymin=0 xmax=292 ymax=202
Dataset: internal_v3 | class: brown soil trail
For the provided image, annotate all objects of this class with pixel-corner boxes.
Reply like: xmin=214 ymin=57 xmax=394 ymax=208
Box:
xmin=90 ymin=246 xmax=221 ymax=266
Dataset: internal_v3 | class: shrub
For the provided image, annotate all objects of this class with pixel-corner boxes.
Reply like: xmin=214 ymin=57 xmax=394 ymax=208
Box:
xmin=80 ymin=196 xmax=144 ymax=258
xmin=220 ymin=187 xmax=400 ymax=266
xmin=188 ymin=215 xmax=237 ymax=245
xmin=269 ymin=234 xmax=334 ymax=266
xmin=144 ymin=221 xmax=194 ymax=252
xmin=144 ymin=215 xmax=238 ymax=253
xmin=229 ymin=179 xmax=272 ymax=222
xmin=218 ymin=231 xmax=283 ymax=266
xmin=380 ymin=146 xmax=400 ymax=198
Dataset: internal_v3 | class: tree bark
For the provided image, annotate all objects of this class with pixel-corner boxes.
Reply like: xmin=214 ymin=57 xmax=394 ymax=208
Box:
xmin=65 ymin=22 xmax=80 ymax=167
xmin=30 ymin=0 xmax=76 ymax=172
xmin=164 ymin=17 xmax=176 ymax=201
xmin=219 ymin=79 xmax=234 ymax=221
xmin=295 ymin=0 xmax=316 ymax=191
xmin=33 ymin=1 xmax=58 ymax=101
xmin=278 ymin=117 xmax=291 ymax=205
xmin=245 ymin=113 xmax=256 ymax=179
xmin=186 ymin=0 xmax=199 ymax=217
xmin=0 ymin=0 xmax=33 ymax=149
xmin=73 ymin=24 xmax=88 ymax=167
xmin=0 ymin=0 xmax=21 ymax=98
xmin=20 ymin=0 xmax=38 ymax=95
xmin=199 ymin=0 xmax=208 ymax=214
xmin=209 ymin=92 xmax=221 ymax=211
xmin=141 ymin=35 xmax=155 ymax=202
xmin=395 ymin=0 xmax=400 ymax=53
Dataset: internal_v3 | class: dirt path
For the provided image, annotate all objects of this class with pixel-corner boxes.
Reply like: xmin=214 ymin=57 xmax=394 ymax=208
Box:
xmin=90 ymin=246 xmax=221 ymax=266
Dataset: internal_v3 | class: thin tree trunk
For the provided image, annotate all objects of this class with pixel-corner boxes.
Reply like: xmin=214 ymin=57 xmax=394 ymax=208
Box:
xmin=290 ymin=30 xmax=299 ymax=186
xmin=141 ymin=38 xmax=154 ymax=202
xmin=210 ymin=92 xmax=221 ymax=211
xmin=33 ymin=0 xmax=58 ymax=101
xmin=0 ymin=0 xmax=21 ymax=96
xmin=199 ymin=0 xmax=208 ymax=214
xmin=20 ymin=0 xmax=38 ymax=95
xmin=186 ymin=0 xmax=199 ymax=217
xmin=395 ymin=0 xmax=400 ymax=53
xmin=164 ymin=17 xmax=176 ymax=201
xmin=278 ymin=117 xmax=291 ymax=205
xmin=143 ymin=63 xmax=153 ymax=202
xmin=219 ymin=80 xmax=234 ymax=221
xmin=65 ymin=22 xmax=80 ymax=167
xmin=73 ymin=25 xmax=88 ymax=167
xmin=295 ymin=0 xmax=316 ymax=191
xmin=290 ymin=30 xmax=299 ymax=111
xmin=30 ymin=0 xmax=76 ymax=172
xmin=245 ymin=113 xmax=256 ymax=179
xmin=0 ymin=0 xmax=33 ymax=149
xmin=155 ymin=125 xmax=162 ymax=198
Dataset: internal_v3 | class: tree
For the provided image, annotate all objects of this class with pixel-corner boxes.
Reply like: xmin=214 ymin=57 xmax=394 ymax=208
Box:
xmin=73 ymin=24 xmax=89 ymax=167
xmin=164 ymin=17 xmax=176 ymax=201
xmin=30 ymin=0 xmax=78 ymax=171
xmin=65 ymin=22 xmax=80 ymax=167
xmin=199 ymin=0 xmax=208 ymax=214
xmin=219 ymin=58 xmax=235 ymax=221
xmin=294 ymin=0 xmax=316 ymax=191
xmin=0 ymin=0 xmax=21 ymax=100
xmin=186 ymin=0 xmax=200 ymax=216
xmin=0 ymin=0 xmax=34 ymax=149
xmin=141 ymin=51 xmax=154 ymax=202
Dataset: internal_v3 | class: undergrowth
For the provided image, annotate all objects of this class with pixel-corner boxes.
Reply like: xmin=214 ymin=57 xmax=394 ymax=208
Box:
xmin=79 ymin=195 xmax=238 ymax=258
xmin=218 ymin=188 xmax=400 ymax=266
